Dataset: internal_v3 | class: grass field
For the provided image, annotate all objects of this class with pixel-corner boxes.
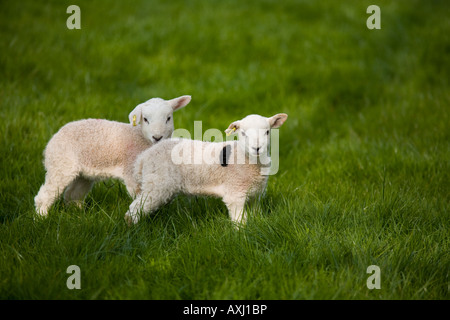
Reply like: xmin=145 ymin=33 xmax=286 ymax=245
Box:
xmin=0 ymin=0 xmax=449 ymax=300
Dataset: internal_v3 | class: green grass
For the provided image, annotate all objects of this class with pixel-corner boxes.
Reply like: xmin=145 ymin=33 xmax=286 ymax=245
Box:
xmin=0 ymin=0 xmax=449 ymax=299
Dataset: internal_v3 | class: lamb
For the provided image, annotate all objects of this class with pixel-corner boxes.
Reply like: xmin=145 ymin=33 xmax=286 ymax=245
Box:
xmin=34 ymin=95 xmax=192 ymax=216
xmin=124 ymin=113 xmax=288 ymax=226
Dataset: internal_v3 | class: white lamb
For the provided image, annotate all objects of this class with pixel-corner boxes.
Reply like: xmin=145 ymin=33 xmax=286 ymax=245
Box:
xmin=34 ymin=95 xmax=191 ymax=216
xmin=124 ymin=113 xmax=288 ymax=226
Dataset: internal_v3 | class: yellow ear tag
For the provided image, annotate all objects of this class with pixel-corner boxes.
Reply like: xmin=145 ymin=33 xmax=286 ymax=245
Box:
xmin=226 ymin=127 xmax=236 ymax=136
xmin=132 ymin=115 xmax=137 ymax=127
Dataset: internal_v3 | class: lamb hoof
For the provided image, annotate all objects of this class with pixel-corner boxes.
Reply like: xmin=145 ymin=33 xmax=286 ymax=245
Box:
xmin=33 ymin=210 xmax=48 ymax=222
xmin=34 ymin=207 xmax=49 ymax=218
xmin=124 ymin=213 xmax=138 ymax=226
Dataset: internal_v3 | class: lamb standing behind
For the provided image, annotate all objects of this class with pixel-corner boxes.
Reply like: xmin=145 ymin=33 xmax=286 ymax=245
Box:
xmin=125 ymin=113 xmax=288 ymax=226
xmin=34 ymin=95 xmax=191 ymax=216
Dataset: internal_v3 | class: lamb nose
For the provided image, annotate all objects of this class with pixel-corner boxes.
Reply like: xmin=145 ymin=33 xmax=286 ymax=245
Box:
xmin=153 ymin=136 xmax=162 ymax=142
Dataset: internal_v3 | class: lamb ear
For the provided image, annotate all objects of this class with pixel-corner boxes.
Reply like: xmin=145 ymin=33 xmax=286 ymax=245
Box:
xmin=169 ymin=95 xmax=192 ymax=111
xmin=225 ymin=120 xmax=240 ymax=135
xmin=128 ymin=104 xmax=143 ymax=125
xmin=268 ymin=113 xmax=288 ymax=129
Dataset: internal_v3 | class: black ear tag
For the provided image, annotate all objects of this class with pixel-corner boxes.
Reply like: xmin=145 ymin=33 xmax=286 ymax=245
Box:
xmin=220 ymin=145 xmax=231 ymax=167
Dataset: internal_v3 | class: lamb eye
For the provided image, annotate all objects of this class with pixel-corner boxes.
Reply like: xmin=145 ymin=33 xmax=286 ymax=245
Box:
xmin=143 ymin=117 xmax=149 ymax=124
xmin=166 ymin=116 xmax=171 ymax=123
xmin=266 ymin=130 xmax=269 ymax=135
